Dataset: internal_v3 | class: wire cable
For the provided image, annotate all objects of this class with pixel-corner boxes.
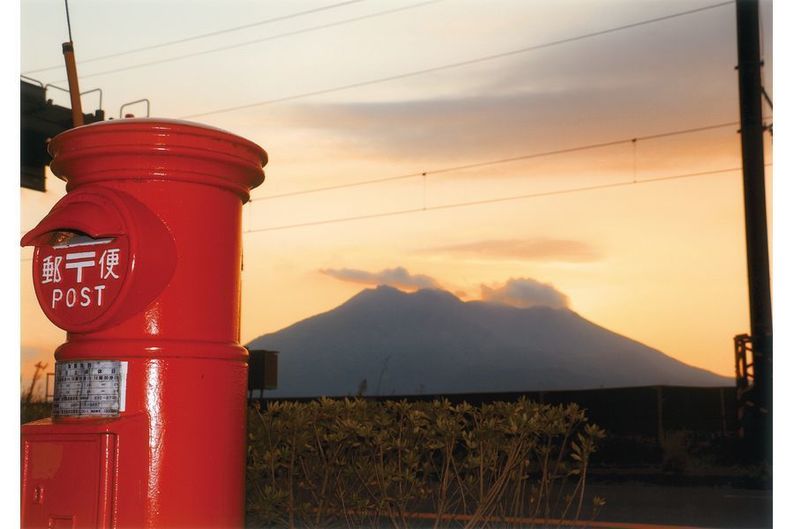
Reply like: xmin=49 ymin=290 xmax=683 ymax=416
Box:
xmin=55 ymin=0 xmax=444 ymax=82
xmin=244 ymin=166 xmax=743 ymax=234
xmin=181 ymin=1 xmax=733 ymax=119
xmin=251 ymin=121 xmax=740 ymax=201
xmin=23 ymin=0 xmax=368 ymax=75
xmin=761 ymin=86 xmax=773 ymax=110
xmin=21 ymin=164 xmax=769 ymax=259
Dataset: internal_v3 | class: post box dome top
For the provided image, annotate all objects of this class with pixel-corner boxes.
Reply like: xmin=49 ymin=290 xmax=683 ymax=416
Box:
xmin=48 ymin=118 xmax=267 ymax=200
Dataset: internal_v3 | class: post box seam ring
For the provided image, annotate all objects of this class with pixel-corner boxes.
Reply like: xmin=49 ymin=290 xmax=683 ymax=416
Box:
xmin=49 ymin=143 xmax=266 ymax=173
xmin=55 ymin=340 xmax=248 ymax=361
xmin=48 ymin=127 xmax=268 ymax=173
xmin=57 ymin=169 xmax=263 ymax=203
xmin=50 ymin=118 xmax=267 ymax=161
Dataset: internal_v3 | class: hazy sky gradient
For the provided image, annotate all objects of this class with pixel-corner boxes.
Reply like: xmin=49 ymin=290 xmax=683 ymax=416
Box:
xmin=19 ymin=0 xmax=775 ymax=388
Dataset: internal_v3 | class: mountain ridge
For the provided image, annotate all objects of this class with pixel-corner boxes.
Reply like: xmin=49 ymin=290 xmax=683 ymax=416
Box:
xmin=248 ymin=285 xmax=731 ymax=397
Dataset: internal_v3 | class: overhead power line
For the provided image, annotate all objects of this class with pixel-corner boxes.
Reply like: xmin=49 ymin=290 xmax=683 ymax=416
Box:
xmin=243 ymin=167 xmax=743 ymax=234
xmin=23 ymin=0 xmax=368 ymax=75
xmin=251 ymin=121 xmax=740 ymax=201
xmin=55 ymin=0 xmax=444 ymax=82
xmin=181 ymin=0 xmax=733 ymax=119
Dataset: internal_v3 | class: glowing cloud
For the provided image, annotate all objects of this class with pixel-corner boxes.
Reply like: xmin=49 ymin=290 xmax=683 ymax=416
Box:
xmin=480 ymin=277 xmax=569 ymax=309
xmin=428 ymin=238 xmax=600 ymax=262
xmin=321 ymin=266 xmax=442 ymax=291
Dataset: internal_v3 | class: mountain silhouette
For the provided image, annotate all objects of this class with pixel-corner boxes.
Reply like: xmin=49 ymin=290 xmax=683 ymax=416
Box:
xmin=247 ymin=285 xmax=731 ymax=397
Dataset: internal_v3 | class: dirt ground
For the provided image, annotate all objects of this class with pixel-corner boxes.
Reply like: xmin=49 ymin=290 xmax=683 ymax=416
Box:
xmin=584 ymin=481 xmax=772 ymax=528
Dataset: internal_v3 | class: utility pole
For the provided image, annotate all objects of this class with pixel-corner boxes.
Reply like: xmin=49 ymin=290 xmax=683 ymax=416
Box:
xmin=25 ymin=361 xmax=48 ymax=403
xmin=735 ymin=0 xmax=772 ymax=463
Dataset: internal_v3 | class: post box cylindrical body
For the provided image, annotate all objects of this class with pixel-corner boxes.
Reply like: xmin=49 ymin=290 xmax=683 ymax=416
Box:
xmin=21 ymin=118 xmax=267 ymax=529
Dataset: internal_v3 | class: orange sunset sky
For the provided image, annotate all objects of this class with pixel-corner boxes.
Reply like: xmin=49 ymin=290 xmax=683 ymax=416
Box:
xmin=16 ymin=0 xmax=778 ymax=393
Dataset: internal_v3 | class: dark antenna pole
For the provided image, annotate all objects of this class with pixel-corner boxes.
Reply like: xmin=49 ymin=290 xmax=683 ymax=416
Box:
xmin=735 ymin=0 xmax=772 ymax=462
xmin=64 ymin=0 xmax=74 ymax=42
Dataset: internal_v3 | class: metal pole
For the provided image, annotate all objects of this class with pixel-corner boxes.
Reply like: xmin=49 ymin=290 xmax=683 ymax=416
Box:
xmin=735 ymin=0 xmax=772 ymax=462
xmin=62 ymin=42 xmax=84 ymax=127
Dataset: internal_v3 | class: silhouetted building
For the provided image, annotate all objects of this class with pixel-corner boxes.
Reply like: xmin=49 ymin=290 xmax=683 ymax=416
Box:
xmin=21 ymin=79 xmax=104 ymax=191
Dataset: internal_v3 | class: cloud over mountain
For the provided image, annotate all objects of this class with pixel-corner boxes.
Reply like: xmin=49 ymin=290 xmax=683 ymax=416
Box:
xmin=481 ymin=278 xmax=569 ymax=309
xmin=321 ymin=266 xmax=442 ymax=291
xmin=321 ymin=266 xmax=570 ymax=309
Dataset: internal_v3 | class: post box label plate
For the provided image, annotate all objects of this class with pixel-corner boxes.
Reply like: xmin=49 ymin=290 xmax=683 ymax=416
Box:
xmin=53 ymin=361 xmax=128 ymax=417
xmin=33 ymin=235 xmax=129 ymax=330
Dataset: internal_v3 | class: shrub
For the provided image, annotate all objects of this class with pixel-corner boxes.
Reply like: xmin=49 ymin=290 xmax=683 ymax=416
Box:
xmin=20 ymin=401 xmax=52 ymax=424
xmin=246 ymin=398 xmax=605 ymax=528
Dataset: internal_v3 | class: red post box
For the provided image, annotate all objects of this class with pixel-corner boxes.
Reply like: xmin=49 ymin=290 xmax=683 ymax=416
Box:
xmin=21 ymin=118 xmax=267 ymax=528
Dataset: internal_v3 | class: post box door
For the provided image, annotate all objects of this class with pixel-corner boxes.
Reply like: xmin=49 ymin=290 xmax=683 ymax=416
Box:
xmin=22 ymin=433 xmax=116 ymax=529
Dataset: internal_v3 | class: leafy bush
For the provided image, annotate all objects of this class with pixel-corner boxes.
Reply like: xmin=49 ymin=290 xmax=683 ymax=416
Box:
xmin=247 ymin=398 xmax=605 ymax=528
xmin=20 ymin=401 xmax=52 ymax=424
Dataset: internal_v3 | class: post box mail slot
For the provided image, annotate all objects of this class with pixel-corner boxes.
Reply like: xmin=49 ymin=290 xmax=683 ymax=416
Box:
xmin=22 ymin=187 xmax=176 ymax=333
